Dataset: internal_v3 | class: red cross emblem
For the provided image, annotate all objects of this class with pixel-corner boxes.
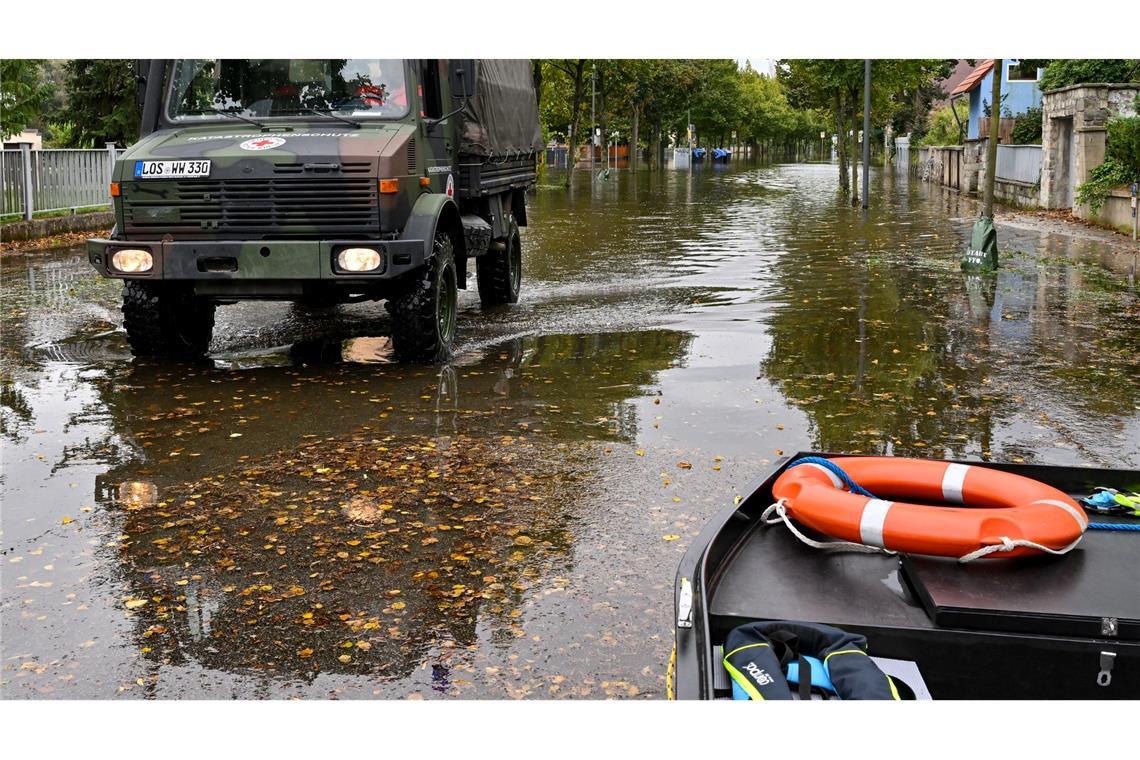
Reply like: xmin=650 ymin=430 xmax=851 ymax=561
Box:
xmin=239 ymin=136 xmax=287 ymax=151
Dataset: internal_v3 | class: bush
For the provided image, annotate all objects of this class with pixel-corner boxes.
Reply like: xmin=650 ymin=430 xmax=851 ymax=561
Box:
xmin=1011 ymin=106 xmax=1042 ymax=145
xmin=1039 ymin=60 xmax=1140 ymax=91
xmin=920 ymin=100 xmax=968 ymax=146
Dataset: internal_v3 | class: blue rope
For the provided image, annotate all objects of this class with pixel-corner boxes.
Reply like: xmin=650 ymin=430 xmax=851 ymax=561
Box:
xmin=786 ymin=457 xmax=1139 ymax=534
xmin=785 ymin=456 xmax=878 ymax=498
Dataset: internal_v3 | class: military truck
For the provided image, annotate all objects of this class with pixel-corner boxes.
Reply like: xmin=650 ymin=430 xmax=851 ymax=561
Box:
xmin=87 ymin=59 xmax=542 ymax=361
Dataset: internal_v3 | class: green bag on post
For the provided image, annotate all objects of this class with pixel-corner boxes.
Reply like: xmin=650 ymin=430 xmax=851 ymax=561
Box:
xmin=962 ymin=216 xmax=998 ymax=271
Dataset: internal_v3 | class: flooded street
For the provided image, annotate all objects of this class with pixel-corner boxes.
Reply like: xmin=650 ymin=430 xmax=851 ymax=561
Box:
xmin=3 ymin=162 xmax=1139 ymax=699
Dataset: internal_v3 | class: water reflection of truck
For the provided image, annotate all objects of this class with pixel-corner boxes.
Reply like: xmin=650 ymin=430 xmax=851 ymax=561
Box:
xmin=87 ymin=59 xmax=543 ymax=361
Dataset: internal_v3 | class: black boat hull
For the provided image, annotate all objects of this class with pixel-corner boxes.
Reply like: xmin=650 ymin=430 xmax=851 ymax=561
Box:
xmin=673 ymin=453 xmax=1140 ymax=699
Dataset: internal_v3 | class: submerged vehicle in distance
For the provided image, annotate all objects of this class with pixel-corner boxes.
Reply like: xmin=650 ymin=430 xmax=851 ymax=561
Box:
xmin=87 ymin=59 xmax=543 ymax=361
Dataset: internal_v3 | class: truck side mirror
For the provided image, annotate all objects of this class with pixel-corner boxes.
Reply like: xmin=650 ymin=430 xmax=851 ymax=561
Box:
xmin=134 ymin=60 xmax=148 ymax=113
xmin=449 ymin=60 xmax=477 ymax=100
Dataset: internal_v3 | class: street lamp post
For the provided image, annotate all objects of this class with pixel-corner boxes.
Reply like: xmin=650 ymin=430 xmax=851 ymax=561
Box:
xmin=862 ymin=59 xmax=871 ymax=210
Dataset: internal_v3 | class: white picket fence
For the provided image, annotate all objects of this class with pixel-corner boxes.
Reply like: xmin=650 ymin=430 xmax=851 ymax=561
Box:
xmin=995 ymin=144 xmax=1042 ymax=185
xmin=2 ymin=144 xmax=126 ymax=220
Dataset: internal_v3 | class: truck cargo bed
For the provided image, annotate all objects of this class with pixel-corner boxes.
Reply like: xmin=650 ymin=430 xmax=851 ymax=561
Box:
xmin=458 ymin=154 xmax=537 ymax=198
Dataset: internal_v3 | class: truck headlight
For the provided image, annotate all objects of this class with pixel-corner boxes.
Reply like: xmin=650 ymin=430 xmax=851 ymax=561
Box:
xmin=337 ymin=247 xmax=382 ymax=272
xmin=110 ymin=248 xmax=153 ymax=273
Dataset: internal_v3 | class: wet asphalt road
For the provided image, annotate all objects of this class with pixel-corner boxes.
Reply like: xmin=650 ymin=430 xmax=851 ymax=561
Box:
xmin=2 ymin=162 xmax=1139 ymax=698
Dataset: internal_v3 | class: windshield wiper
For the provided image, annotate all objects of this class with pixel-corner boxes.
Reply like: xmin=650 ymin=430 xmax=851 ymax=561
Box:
xmin=220 ymin=110 xmax=266 ymax=128
xmin=178 ymin=109 xmax=266 ymax=128
xmin=298 ymin=107 xmax=361 ymax=128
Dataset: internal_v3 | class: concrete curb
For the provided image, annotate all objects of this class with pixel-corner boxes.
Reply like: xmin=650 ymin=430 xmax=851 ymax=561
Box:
xmin=1 ymin=212 xmax=115 ymax=243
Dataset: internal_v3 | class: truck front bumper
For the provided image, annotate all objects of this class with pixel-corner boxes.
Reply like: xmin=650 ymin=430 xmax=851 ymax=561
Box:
xmin=87 ymin=238 xmax=426 ymax=282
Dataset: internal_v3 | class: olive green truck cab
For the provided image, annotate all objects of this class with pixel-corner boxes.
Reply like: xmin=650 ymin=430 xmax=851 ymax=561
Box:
xmin=87 ymin=59 xmax=542 ymax=361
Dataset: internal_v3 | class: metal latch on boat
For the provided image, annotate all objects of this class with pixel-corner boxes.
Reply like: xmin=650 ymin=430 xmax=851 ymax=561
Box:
xmin=677 ymin=577 xmax=693 ymax=628
xmin=1097 ymin=651 xmax=1116 ymax=687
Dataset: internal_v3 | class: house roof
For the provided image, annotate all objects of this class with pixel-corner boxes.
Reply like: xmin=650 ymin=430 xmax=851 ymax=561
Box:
xmin=951 ymin=60 xmax=994 ymax=96
xmin=934 ymin=60 xmax=976 ymax=106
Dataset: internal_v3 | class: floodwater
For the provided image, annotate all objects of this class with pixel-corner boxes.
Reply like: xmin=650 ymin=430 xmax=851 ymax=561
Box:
xmin=2 ymin=162 xmax=1138 ymax=699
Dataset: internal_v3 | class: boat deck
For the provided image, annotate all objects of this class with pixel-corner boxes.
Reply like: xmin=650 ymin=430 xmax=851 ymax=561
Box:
xmin=678 ymin=454 xmax=1140 ymax=699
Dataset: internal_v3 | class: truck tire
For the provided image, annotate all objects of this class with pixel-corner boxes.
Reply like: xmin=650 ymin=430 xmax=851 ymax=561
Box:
xmin=122 ymin=280 xmax=216 ymax=358
xmin=387 ymin=231 xmax=458 ymax=362
xmin=476 ymin=220 xmax=521 ymax=306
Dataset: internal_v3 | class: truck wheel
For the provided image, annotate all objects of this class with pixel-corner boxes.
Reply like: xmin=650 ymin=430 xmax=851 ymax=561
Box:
xmin=122 ymin=281 xmax=216 ymax=358
xmin=388 ymin=231 xmax=457 ymax=362
xmin=476 ymin=220 xmax=521 ymax=306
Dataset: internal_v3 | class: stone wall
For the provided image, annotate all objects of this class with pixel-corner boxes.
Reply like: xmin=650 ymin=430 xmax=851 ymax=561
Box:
xmin=1040 ymin=83 xmax=1139 ymax=213
xmin=1084 ymin=187 xmax=1138 ymax=234
xmin=994 ymin=178 xmax=1040 ymax=208
xmin=960 ymin=138 xmax=986 ymax=195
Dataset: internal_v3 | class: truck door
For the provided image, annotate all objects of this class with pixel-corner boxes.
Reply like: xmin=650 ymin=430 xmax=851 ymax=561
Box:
xmin=419 ymin=60 xmax=454 ymax=196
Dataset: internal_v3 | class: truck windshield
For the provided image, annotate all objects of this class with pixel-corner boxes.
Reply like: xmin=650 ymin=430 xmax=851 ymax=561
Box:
xmin=167 ymin=59 xmax=409 ymax=122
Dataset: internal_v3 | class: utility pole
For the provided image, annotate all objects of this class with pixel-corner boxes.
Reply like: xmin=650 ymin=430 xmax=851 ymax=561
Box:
xmin=862 ymin=59 xmax=871 ymax=210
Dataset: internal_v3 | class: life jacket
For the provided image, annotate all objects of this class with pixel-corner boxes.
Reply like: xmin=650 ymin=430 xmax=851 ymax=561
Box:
xmin=722 ymin=621 xmax=902 ymax=700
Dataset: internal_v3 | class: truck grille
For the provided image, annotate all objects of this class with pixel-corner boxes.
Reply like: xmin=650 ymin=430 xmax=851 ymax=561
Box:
xmin=122 ymin=178 xmax=379 ymax=238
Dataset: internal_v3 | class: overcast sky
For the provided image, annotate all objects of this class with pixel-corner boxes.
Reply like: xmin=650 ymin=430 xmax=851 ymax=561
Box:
xmin=740 ymin=58 xmax=776 ymax=76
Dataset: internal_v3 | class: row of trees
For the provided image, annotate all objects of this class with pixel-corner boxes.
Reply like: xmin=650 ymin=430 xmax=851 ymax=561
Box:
xmin=535 ymin=59 xmax=831 ymax=186
xmin=778 ymin=59 xmax=957 ymax=203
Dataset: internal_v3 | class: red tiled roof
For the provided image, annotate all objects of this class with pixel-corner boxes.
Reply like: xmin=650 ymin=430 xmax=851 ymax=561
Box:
xmin=951 ymin=60 xmax=994 ymax=96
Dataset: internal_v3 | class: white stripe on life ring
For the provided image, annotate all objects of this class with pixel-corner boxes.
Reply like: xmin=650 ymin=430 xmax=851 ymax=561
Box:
xmin=1031 ymin=498 xmax=1088 ymax=531
xmin=859 ymin=499 xmax=894 ymax=548
xmin=802 ymin=462 xmax=844 ymax=489
xmin=941 ymin=463 xmax=970 ymax=504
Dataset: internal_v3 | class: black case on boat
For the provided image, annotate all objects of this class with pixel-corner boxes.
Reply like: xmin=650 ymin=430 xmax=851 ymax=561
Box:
xmin=902 ymin=546 xmax=1140 ymax=642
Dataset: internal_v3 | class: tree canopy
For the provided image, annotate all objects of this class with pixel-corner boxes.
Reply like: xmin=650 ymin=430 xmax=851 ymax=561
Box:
xmin=1 ymin=59 xmax=51 ymax=139
xmin=63 ymin=59 xmax=138 ymax=147
xmin=1039 ymin=59 xmax=1140 ymax=91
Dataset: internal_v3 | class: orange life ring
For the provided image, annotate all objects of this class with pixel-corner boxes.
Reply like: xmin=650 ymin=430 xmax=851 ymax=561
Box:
xmin=770 ymin=457 xmax=1088 ymax=560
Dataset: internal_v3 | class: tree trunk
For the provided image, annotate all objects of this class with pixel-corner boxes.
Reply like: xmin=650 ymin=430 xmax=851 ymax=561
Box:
xmin=649 ymin=124 xmax=661 ymax=171
xmin=631 ymin=104 xmax=640 ymax=172
xmin=982 ymin=59 xmax=1003 ymax=218
xmin=565 ymin=59 xmax=586 ymax=188
xmin=834 ymin=90 xmax=848 ymax=194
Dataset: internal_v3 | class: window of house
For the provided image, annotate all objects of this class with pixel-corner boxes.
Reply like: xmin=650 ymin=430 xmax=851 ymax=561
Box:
xmin=1007 ymin=61 xmax=1041 ymax=82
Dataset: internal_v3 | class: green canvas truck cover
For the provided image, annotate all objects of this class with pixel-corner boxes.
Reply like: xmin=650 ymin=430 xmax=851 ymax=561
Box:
xmin=458 ymin=60 xmax=543 ymax=159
